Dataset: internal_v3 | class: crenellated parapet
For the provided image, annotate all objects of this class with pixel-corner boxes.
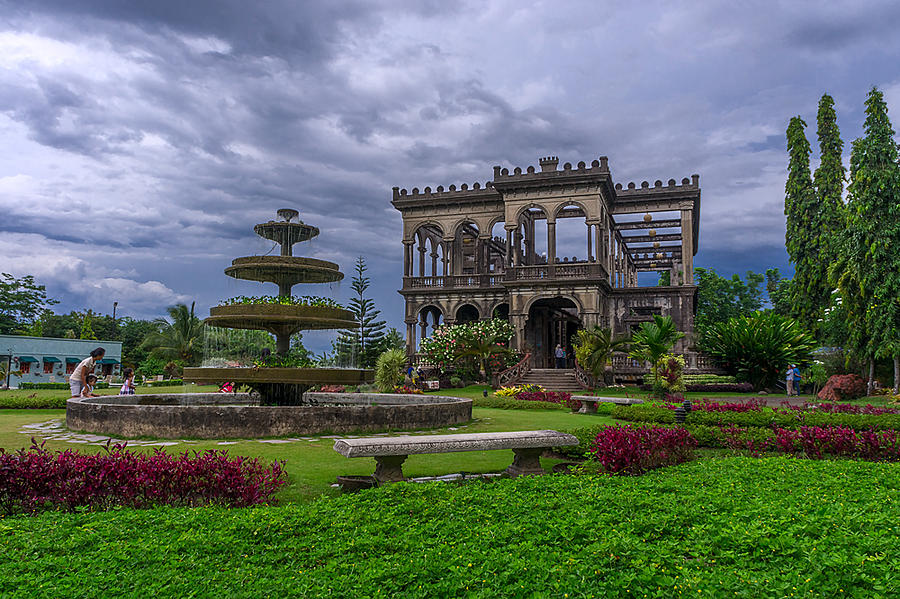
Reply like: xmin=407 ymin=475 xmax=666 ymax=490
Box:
xmin=392 ymin=181 xmax=498 ymax=203
xmin=492 ymin=156 xmax=610 ymax=180
xmin=614 ymin=174 xmax=700 ymax=195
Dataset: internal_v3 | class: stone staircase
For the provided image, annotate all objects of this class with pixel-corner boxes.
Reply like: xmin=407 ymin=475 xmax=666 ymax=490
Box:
xmin=519 ymin=368 xmax=583 ymax=393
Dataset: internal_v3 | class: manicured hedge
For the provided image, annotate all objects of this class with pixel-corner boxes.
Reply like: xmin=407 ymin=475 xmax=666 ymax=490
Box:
xmin=19 ymin=382 xmax=110 ymax=390
xmin=0 ymin=395 xmax=69 ymax=409
xmin=612 ymin=404 xmax=900 ymax=432
xmin=147 ymin=379 xmax=185 ymax=387
xmin=4 ymin=458 xmax=900 ymax=597
xmin=473 ymin=396 xmax=568 ymax=411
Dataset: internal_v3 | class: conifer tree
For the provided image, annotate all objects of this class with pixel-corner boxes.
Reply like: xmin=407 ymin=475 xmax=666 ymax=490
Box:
xmin=334 ymin=257 xmax=387 ymax=369
xmin=845 ymin=88 xmax=900 ymax=392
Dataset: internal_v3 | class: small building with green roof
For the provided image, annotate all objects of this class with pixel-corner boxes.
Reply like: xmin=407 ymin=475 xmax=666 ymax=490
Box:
xmin=0 ymin=335 xmax=123 ymax=389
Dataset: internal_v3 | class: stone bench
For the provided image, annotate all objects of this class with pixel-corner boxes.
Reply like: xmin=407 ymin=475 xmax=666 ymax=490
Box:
xmin=333 ymin=430 xmax=578 ymax=483
xmin=573 ymin=396 xmax=643 ymax=413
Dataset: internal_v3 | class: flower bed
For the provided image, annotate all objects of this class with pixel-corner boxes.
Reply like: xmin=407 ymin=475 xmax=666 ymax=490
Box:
xmin=589 ymin=424 xmax=696 ymax=475
xmin=0 ymin=440 xmax=287 ymax=515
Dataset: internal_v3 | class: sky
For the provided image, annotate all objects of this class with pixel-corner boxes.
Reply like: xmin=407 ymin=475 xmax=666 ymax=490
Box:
xmin=2 ymin=0 xmax=900 ymax=353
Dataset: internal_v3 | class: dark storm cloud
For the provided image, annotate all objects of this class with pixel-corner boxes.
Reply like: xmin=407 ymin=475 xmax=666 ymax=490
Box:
xmin=1 ymin=0 xmax=898 ymax=351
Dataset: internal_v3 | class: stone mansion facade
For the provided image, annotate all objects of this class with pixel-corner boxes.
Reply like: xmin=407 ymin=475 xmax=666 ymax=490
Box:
xmin=392 ymin=156 xmax=700 ymax=368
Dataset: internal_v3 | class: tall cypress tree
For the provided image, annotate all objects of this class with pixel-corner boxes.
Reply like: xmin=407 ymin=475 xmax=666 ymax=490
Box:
xmin=845 ymin=88 xmax=900 ymax=392
xmin=784 ymin=116 xmax=818 ymax=332
xmin=334 ymin=257 xmax=387 ymax=369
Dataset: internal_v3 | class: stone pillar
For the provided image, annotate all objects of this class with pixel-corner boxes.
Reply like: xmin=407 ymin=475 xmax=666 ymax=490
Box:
xmin=418 ymin=245 xmax=426 ymax=277
xmin=419 ymin=318 xmax=428 ymax=346
xmin=442 ymin=239 xmax=452 ymax=276
xmin=510 ymin=313 xmax=527 ymax=353
xmin=405 ymin=320 xmax=416 ymax=356
xmin=586 ymin=223 xmax=593 ymax=262
xmin=547 ymin=220 xmax=557 ymax=266
xmin=430 ymin=252 xmax=438 ymax=277
xmin=681 ymin=208 xmax=694 ymax=285
xmin=526 ymin=216 xmax=535 ymax=264
xmin=514 ymin=226 xmax=523 ymax=266
xmin=506 ymin=228 xmax=514 ymax=267
xmin=403 ymin=241 xmax=413 ymax=277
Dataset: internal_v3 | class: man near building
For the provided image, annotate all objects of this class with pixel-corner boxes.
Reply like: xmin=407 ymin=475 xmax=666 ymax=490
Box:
xmin=69 ymin=347 xmax=106 ymax=397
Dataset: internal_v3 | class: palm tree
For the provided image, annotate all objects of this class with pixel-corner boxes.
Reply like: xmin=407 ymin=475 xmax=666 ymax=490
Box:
xmin=140 ymin=302 xmax=205 ymax=366
xmin=574 ymin=326 xmax=628 ymax=386
xmin=628 ymin=314 xmax=685 ymax=390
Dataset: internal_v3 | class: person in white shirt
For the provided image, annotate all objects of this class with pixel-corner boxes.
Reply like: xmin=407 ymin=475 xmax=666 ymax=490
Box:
xmin=69 ymin=347 xmax=105 ymax=398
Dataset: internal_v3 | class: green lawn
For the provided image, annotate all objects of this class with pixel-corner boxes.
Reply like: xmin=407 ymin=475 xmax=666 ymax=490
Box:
xmin=4 ymin=457 xmax=900 ymax=598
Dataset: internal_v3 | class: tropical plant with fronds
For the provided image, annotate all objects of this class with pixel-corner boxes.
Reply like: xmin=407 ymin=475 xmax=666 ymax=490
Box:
xmin=140 ymin=302 xmax=205 ymax=366
xmin=574 ymin=326 xmax=628 ymax=386
xmin=628 ymin=315 xmax=685 ymax=391
xmin=700 ymin=311 xmax=816 ymax=391
xmin=374 ymin=348 xmax=407 ymax=393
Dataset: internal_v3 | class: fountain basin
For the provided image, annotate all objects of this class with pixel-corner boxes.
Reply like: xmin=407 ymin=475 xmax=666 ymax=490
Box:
xmin=66 ymin=393 xmax=473 ymax=439
xmin=206 ymin=304 xmax=357 ymax=332
xmin=225 ymin=255 xmax=343 ymax=286
xmin=183 ymin=366 xmax=373 ymax=386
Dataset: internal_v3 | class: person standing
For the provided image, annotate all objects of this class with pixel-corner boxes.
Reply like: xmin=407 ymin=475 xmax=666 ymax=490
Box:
xmin=69 ymin=347 xmax=105 ymax=398
xmin=791 ymin=365 xmax=803 ymax=396
xmin=785 ymin=364 xmax=795 ymax=397
xmin=554 ymin=344 xmax=566 ymax=369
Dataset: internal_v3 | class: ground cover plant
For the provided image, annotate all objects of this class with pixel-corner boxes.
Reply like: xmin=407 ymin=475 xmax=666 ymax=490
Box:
xmin=0 ymin=440 xmax=286 ymax=515
xmin=217 ymin=295 xmax=343 ymax=308
xmin=3 ymin=458 xmax=900 ymax=597
xmin=589 ymin=424 xmax=696 ymax=475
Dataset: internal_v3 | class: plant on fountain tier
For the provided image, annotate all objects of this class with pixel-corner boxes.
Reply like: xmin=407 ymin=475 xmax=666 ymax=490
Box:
xmin=253 ymin=352 xmax=317 ymax=369
xmin=628 ymin=315 xmax=684 ymax=396
xmin=574 ymin=326 xmax=628 ymax=387
xmin=700 ymin=311 xmax=815 ymax=391
xmin=216 ymin=295 xmax=344 ymax=308
xmin=140 ymin=302 xmax=205 ymax=367
xmin=420 ymin=318 xmax=516 ymax=381
xmin=375 ymin=348 xmax=407 ymax=393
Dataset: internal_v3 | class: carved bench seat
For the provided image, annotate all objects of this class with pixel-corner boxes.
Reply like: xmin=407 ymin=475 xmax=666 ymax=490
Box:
xmin=573 ymin=396 xmax=643 ymax=413
xmin=333 ymin=430 xmax=578 ymax=483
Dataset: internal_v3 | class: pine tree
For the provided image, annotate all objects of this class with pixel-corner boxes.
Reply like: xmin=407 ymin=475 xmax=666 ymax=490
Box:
xmin=784 ymin=115 xmax=819 ymax=333
xmin=334 ymin=257 xmax=387 ymax=369
xmin=845 ymin=87 xmax=900 ymax=392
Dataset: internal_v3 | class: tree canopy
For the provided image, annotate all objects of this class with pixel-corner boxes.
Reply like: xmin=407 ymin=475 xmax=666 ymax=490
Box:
xmin=694 ymin=267 xmax=764 ymax=330
xmin=334 ymin=257 xmax=388 ymax=369
xmin=0 ymin=273 xmax=58 ymax=334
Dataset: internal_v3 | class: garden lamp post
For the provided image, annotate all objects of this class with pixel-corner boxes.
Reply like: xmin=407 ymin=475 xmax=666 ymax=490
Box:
xmin=112 ymin=301 xmax=118 ymax=321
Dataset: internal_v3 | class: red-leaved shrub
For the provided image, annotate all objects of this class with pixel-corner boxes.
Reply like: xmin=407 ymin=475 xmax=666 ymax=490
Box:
xmin=818 ymin=374 xmax=867 ymax=402
xmin=589 ymin=425 xmax=696 ymax=475
xmin=780 ymin=402 xmax=899 ymax=415
xmin=314 ymin=384 xmax=347 ymax=393
xmin=0 ymin=439 xmax=287 ymax=515
xmin=663 ymin=398 xmax=767 ymax=413
xmin=773 ymin=426 xmax=900 ymax=460
xmin=517 ymin=391 xmax=572 ymax=405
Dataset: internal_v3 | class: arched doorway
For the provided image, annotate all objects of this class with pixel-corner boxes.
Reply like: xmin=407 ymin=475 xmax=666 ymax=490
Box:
xmin=455 ymin=303 xmax=479 ymax=324
xmin=492 ymin=302 xmax=510 ymax=320
xmin=526 ymin=297 xmax=581 ymax=368
xmin=417 ymin=306 xmax=443 ymax=350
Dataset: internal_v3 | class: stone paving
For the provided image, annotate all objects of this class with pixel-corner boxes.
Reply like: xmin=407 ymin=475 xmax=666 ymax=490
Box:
xmin=18 ymin=418 xmax=477 ymax=448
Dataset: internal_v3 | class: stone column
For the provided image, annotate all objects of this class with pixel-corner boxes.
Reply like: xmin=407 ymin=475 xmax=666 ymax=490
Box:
xmin=405 ymin=320 xmax=416 ymax=356
xmin=403 ymin=241 xmax=413 ymax=277
xmin=418 ymin=245 xmax=426 ymax=277
xmin=514 ymin=226 xmax=523 ymax=266
xmin=681 ymin=208 xmax=694 ymax=285
xmin=430 ymin=252 xmax=438 ymax=277
xmin=442 ymin=239 xmax=452 ymax=276
xmin=586 ymin=223 xmax=593 ymax=262
xmin=506 ymin=228 xmax=514 ymax=267
xmin=547 ymin=220 xmax=557 ymax=266
xmin=527 ymin=216 xmax=535 ymax=264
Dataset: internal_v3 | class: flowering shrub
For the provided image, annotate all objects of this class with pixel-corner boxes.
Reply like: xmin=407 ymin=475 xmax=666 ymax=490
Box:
xmin=0 ymin=440 xmax=287 ymax=515
xmin=419 ymin=319 xmax=515 ymax=371
xmin=589 ymin=425 xmax=696 ymax=475
xmin=393 ymin=385 xmax=423 ymax=394
xmin=818 ymin=374 xmax=867 ymax=401
xmin=685 ymin=382 xmax=754 ymax=393
xmin=517 ymin=391 xmax=573 ymax=405
xmin=218 ymin=295 xmax=343 ymax=308
xmin=655 ymin=354 xmax=685 ymax=395
xmin=662 ymin=398 xmax=768 ymax=413
xmin=495 ymin=384 xmax=545 ymax=398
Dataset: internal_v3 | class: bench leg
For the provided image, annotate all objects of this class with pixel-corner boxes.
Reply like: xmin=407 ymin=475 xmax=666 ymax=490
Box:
xmin=580 ymin=401 xmax=598 ymax=414
xmin=505 ymin=448 xmax=546 ymax=477
xmin=373 ymin=455 xmax=408 ymax=483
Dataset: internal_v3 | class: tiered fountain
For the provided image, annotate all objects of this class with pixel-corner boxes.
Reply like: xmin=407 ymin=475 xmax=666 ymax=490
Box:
xmin=183 ymin=209 xmax=372 ymax=404
xmin=67 ymin=209 xmax=471 ymax=439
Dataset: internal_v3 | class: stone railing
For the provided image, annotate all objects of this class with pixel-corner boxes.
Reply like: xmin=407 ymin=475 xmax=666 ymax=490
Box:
xmin=609 ymin=351 xmax=726 ymax=378
xmin=505 ymin=262 xmax=607 ymax=282
xmin=404 ymin=274 xmax=503 ymax=289
xmin=574 ymin=359 xmax=596 ymax=390
xmin=491 ymin=353 xmax=532 ymax=388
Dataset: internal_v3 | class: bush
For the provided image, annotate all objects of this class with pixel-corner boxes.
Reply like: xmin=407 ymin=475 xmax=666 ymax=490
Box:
xmin=700 ymin=311 xmax=816 ymax=390
xmin=494 ymin=383 xmax=544 ymax=397
xmin=655 ymin=354 xmax=685 ymax=395
xmin=374 ymin=349 xmax=406 ymax=393
xmin=146 ymin=379 xmax=184 ymax=387
xmin=449 ymin=375 xmax=463 ymax=388
xmin=590 ymin=425 xmax=696 ymax=475
xmin=818 ymin=374 xmax=867 ymax=402
xmin=471 ymin=396 xmax=568 ymax=411
xmin=0 ymin=440 xmax=287 ymax=515
xmin=19 ymin=382 xmax=110 ymax=390
xmin=685 ymin=382 xmax=754 ymax=392
xmin=773 ymin=426 xmax=900 ymax=461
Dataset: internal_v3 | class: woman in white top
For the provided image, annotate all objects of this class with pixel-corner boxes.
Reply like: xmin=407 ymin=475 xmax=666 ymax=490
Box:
xmin=69 ymin=347 xmax=105 ymax=398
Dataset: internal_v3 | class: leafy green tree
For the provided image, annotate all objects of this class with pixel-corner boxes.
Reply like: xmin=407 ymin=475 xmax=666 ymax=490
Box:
xmin=0 ymin=273 xmax=58 ymax=334
xmin=140 ymin=302 xmax=205 ymax=366
xmin=80 ymin=310 xmax=98 ymax=340
xmin=765 ymin=268 xmax=793 ymax=316
xmin=334 ymin=257 xmax=387 ymax=369
xmin=628 ymin=315 xmax=684 ymax=393
xmin=844 ymin=87 xmax=900 ymax=393
xmin=573 ymin=326 xmax=627 ymax=386
xmin=813 ymin=93 xmax=847 ymax=268
xmin=380 ymin=328 xmax=405 ymax=353
xmin=694 ymin=268 xmax=764 ymax=329
xmin=701 ymin=311 xmax=816 ymax=391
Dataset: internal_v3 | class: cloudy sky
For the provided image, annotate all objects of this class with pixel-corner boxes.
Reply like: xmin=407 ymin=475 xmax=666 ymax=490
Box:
xmin=2 ymin=1 xmax=899 ymax=352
